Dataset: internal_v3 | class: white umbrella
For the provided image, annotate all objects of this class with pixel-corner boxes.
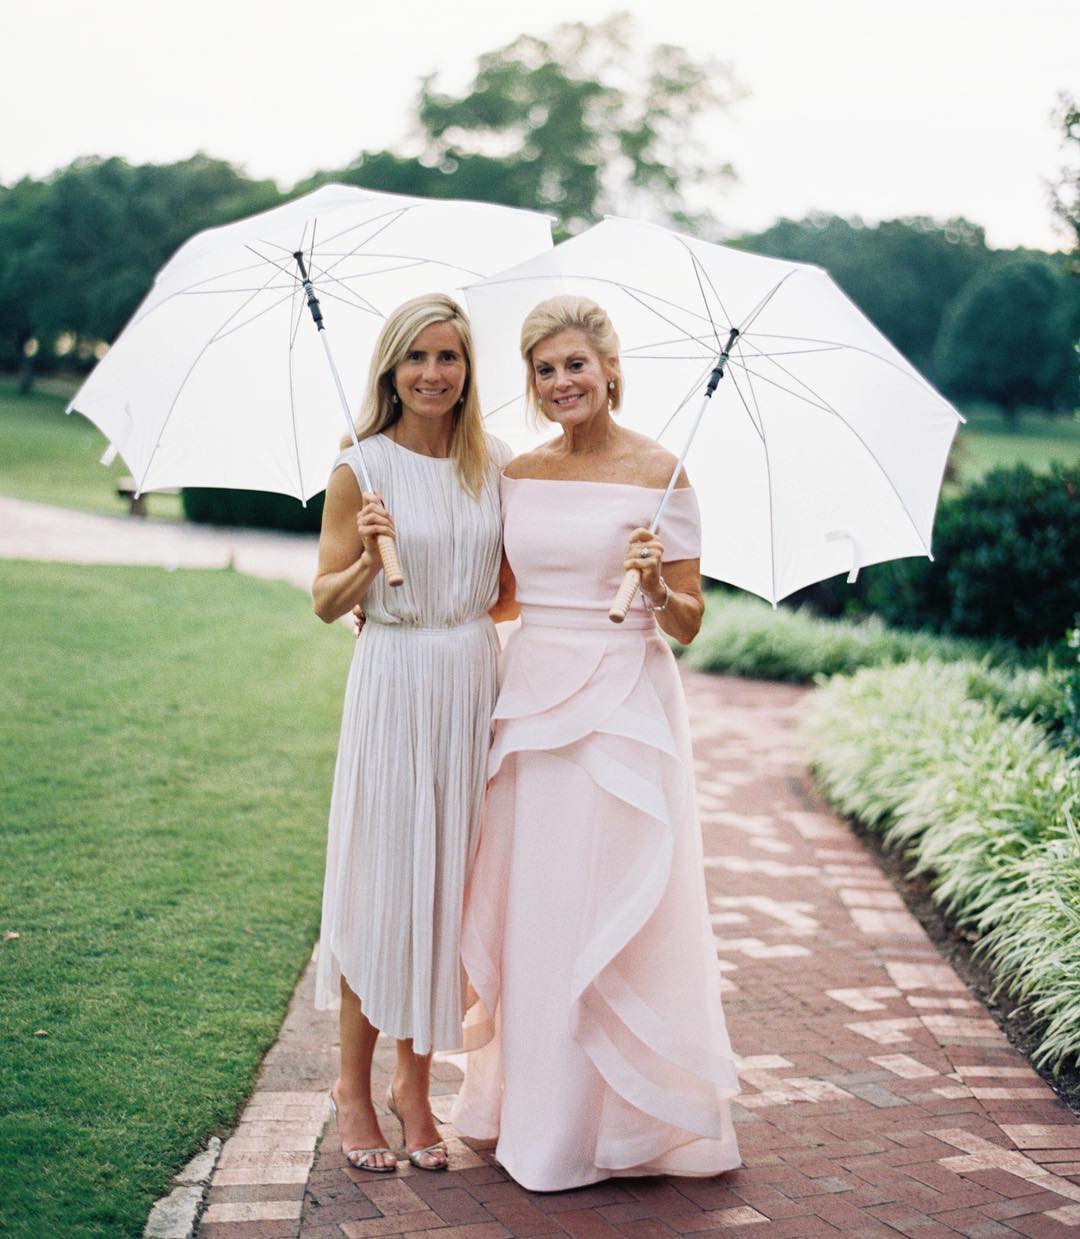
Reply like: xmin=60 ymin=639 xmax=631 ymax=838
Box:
xmin=68 ymin=184 xmax=553 ymax=582
xmin=466 ymin=216 xmax=962 ymax=615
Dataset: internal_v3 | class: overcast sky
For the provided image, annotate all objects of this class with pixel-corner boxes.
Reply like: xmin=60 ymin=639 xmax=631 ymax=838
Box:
xmin=7 ymin=0 xmax=1077 ymax=250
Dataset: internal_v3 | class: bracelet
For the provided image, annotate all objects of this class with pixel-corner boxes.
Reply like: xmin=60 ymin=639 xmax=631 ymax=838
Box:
xmin=643 ymin=576 xmax=670 ymax=612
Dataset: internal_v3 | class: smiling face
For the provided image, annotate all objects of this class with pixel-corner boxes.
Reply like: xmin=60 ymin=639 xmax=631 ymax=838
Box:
xmin=392 ymin=321 xmax=467 ymax=422
xmin=530 ymin=329 xmax=619 ymax=428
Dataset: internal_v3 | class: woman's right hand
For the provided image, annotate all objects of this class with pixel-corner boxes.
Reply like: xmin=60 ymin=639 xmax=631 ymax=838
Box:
xmin=356 ymin=492 xmax=395 ymax=566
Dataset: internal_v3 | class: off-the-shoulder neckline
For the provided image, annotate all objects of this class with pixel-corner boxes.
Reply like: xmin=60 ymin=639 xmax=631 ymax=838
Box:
xmin=501 ymin=472 xmax=694 ymax=494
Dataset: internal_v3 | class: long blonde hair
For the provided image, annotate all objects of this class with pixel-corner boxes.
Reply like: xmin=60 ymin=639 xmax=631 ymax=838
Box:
xmin=519 ymin=295 xmax=623 ymax=421
xmin=342 ymin=293 xmax=489 ymax=498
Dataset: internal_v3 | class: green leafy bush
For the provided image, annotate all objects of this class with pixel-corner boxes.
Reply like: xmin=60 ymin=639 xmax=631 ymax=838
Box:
xmin=805 ymin=659 xmax=1080 ymax=1070
xmin=863 ymin=462 xmax=1080 ymax=646
xmin=181 ymin=486 xmax=324 ymax=533
xmin=683 ymin=593 xmax=1007 ymax=682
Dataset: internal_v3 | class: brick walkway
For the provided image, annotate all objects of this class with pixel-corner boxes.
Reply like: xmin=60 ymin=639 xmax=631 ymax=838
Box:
xmin=197 ymin=672 xmax=1080 ymax=1239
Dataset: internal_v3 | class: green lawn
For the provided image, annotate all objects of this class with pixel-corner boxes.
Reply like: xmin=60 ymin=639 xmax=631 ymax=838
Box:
xmin=0 ymin=379 xmax=183 ymax=519
xmin=950 ymin=404 xmax=1080 ymax=488
xmin=0 ymin=562 xmax=352 ymax=1238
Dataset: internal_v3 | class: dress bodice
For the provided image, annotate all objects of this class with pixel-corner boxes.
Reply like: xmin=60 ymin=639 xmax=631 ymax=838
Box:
xmin=332 ymin=433 xmax=511 ymax=627
xmin=501 ymin=476 xmax=702 ymax=615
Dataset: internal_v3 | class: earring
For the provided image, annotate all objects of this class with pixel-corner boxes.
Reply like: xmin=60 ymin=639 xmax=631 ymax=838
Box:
xmin=391 ymin=392 xmax=401 ymax=405
xmin=608 ymin=380 xmax=615 ymax=392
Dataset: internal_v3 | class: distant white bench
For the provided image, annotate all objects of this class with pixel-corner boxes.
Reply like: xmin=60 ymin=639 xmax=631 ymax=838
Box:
xmin=116 ymin=476 xmax=179 ymax=517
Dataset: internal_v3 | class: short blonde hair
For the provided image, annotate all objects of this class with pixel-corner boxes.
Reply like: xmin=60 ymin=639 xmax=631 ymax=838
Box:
xmin=343 ymin=293 xmax=489 ymax=498
xmin=519 ymin=295 xmax=623 ymax=420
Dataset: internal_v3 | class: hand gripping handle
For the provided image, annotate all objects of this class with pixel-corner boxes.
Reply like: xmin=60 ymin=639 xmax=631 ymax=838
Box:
xmin=608 ymin=568 xmax=641 ymax=623
xmin=362 ymin=492 xmax=404 ymax=587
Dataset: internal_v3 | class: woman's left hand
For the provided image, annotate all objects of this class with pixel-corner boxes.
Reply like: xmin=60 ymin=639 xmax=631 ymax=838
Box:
xmin=626 ymin=528 xmax=665 ymax=599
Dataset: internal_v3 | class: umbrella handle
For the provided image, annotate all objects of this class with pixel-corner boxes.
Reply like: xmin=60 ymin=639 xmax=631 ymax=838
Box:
xmin=362 ymin=491 xmax=405 ymax=588
xmin=608 ymin=568 xmax=641 ymax=624
xmin=377 ymin=535 xmax=405 ymax=588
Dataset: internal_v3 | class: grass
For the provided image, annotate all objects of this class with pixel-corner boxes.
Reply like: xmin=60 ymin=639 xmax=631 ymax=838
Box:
xmin=805 ymin=659 xmax=1080 ymax=1071
xmin=950 ymin=404 xmax=1080 ymax=489
xmin=0 ymin=378 xmax=183 ymax=520
xmin=0 ymin=561 xmax=352 ymax=1238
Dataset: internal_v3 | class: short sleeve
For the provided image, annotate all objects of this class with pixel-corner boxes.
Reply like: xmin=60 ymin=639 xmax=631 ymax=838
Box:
xmin=660 ymin=486 xmax=701 ymax=561
xmin=329 ymin=437 xmax=386 ymax=494
xmin=487 ymin=434 xmax=515 ymax=471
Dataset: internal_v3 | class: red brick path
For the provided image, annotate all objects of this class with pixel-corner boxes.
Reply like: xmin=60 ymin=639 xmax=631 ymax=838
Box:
xmin=197 ymin=673 xmax=1080 ymax=1239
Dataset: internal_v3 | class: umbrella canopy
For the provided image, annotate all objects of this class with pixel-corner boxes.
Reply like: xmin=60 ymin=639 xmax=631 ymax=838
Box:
xmin=467 ymin=216 xmax=962 ymax=605
xmin=68 ymin=184 xmax=553 ymax=501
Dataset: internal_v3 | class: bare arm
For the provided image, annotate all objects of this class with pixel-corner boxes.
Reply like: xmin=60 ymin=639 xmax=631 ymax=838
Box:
xmin=311 ymin=467 xmax=394 ymax=623
xmin=488 ymin=550 xmax=519 ymax=623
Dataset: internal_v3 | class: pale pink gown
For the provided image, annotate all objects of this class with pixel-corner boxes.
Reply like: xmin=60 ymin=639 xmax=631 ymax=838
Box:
xmin=450 ymin=476 xmax=741 ymax=1192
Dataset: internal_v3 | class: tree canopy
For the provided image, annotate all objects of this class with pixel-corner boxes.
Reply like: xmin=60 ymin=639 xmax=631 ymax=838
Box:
xmin=300 ymin=13 xmax=741 ymax=237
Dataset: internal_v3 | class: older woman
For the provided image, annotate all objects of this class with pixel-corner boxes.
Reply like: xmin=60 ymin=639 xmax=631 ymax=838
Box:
xmin=312 ymin=293 xmax=512 ymax=1173
xmin=450 ymin=295 xmax=740 ymax=1191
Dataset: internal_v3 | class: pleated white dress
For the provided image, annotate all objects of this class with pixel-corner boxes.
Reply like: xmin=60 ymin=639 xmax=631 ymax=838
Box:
xmin=315 ymin=432 xmax=510 ymax=1055
xmin=451 ymin=477 xmax=741 ymax=1191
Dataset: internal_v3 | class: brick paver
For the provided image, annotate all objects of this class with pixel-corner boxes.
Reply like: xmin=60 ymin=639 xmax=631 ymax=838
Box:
xmin=195 ymin=671 xmax=1080 ymax=1239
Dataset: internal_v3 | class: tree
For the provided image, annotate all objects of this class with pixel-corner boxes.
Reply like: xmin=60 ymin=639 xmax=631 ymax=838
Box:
xmin=742 ymin=214 xmax=990 ymax=378
xmin=933 ymin=257 xmax=1077 ymax=423
xmin=0 ymin=155 xmax=282 ymax=390
xmin=1052 ymin=93 xmax=1079 ymax=262
xmin=301 ymin=13 xmax=741 ymax=237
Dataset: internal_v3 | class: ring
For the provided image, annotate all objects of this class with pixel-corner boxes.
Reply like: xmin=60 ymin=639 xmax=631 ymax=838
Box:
xmin=639 ymin=547 xmax=651 ymax=559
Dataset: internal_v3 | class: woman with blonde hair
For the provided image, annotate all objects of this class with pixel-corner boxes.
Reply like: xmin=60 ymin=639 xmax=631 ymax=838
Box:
xmin=451 ymin=294 xmax=741 ymax=1191
xmin=312 ymin=292 xmax=513 ymax=1173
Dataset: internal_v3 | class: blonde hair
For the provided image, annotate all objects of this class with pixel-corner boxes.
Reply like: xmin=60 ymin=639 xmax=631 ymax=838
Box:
xmin=519 ymin=295 xmax=623 ymax=420
xmin=342 ymin=293 xmax=489 ymax=498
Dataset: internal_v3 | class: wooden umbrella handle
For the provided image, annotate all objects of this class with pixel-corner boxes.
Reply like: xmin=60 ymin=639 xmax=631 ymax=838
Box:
xmin=376 ymin=535 xmax=404 ymax=587
xmin=608 ymin=568 xmax=641 ymax=623
xmin=362 ymin=491 xmax=404 ymax=587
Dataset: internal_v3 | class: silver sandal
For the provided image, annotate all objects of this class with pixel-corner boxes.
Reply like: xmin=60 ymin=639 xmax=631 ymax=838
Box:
xmin=386 ymin=1085 xmax=449 ymax=1172
xmin=329 ymin=1091 xmax=396 ymax=1173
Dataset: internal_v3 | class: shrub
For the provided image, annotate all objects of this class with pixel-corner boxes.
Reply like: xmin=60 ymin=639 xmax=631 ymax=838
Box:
xmin=683 ymin=593 xmax=1009 ymax=682
xmin=805 ymin=659 xmax=1080 ymax=1069
xmin=863 ymin=462 xmax=1080 ymax=646
xmin=181 ymin=486 xmax=324 ymax=533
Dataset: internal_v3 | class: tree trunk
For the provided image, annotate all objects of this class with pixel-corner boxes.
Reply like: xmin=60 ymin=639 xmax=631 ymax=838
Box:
xmin=17 ymin=352 xmax=35 ymax=396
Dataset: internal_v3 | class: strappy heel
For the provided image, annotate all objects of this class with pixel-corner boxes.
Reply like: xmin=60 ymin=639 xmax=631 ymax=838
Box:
xmin=385 ymin=1085 xmax=449 ymax=1172
xmin=328 ymin=1090 xmax=396 ymax=1173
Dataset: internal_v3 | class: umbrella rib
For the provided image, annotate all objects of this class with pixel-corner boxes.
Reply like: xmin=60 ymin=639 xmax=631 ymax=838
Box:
xmin=212 ymin=285 xmax=308 ymax=343
xmin=652 ymin=361 xmax=717 ymax=445
xmin=303 ymin=258 xmax=385 ymax=316
xmin=473 ymin=273 xmax=721 ymax=338
xmin=728 ymin=349 xmax=778 ymax=603
xmin=317 ymin=206 xmax=414 ymax=264
xmin=304 ymin=277 xmax=384 ymax=318
xmin=618 ymin=285 xmax=721 ymax=355
xmin=286 ymin=268 xmax=307 ymax=502
xmin=744 ymin=330 xmax=952 ymax=400
xmin=685 ymin=247 xmax=725 ymax=351
xmin=736 ymin=271 xmax=797 ymax=336
xmin=315 ymin=209 xmax=428 ymax=283
xmin=672 ymin=237 xmax=731 ymax=349
xmin=134 ymin=264 xmax=285 ymax=495
xmin=736 ymin=343 xmax=932 ymax=555
xmin=482 ymin=391 xmax=526 ymax=420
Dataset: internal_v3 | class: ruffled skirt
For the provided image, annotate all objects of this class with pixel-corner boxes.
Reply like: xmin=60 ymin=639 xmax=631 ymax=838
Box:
xmin=450 ymin=606 xmax=740 ymax=1191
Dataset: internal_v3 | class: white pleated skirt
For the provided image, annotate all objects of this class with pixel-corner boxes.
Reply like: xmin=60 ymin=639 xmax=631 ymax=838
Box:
xmin=315 ymin=615 xmax=500 ymax=1054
